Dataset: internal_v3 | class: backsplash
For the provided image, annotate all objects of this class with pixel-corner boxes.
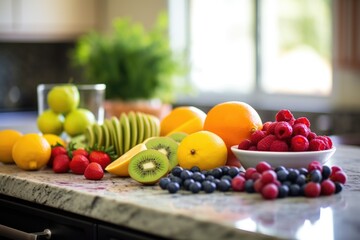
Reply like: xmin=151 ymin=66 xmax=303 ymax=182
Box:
xmin=0 ymin=42 xmax=85 ymax=112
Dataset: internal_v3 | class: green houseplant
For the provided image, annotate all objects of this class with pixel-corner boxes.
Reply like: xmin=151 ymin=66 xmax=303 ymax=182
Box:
xmin=71 ymin=14 xmax=184 ymax=117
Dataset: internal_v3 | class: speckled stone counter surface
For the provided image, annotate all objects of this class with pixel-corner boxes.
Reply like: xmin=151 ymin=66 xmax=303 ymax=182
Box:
xmin=1 ymin=145 xmax=360 ymax=240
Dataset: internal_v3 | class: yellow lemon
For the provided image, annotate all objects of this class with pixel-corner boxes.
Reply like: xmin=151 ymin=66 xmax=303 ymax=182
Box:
xmin=42 ymin=134 xmax=66 ymax=147
xmin=12 ymin=133 xmax=51 ymax=170
xmin=0 ymin=129 xmax=23 ymax=164
xmin=37 ymin=109 xmax=64 ymax=135
xmin=177 ymin=130 xmax=227 ymax=170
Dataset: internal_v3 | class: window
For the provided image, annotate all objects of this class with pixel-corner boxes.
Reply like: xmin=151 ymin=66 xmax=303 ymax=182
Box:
xmin=169 ymin=0 xmax=333 ymax=110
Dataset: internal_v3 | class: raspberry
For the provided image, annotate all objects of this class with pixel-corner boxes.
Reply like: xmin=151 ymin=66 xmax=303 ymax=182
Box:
xmin=294 ymin=117 xmax=311 ymax=128
xmin=256 ymin=161 xmax=272 ymax=173
xmin=275 ymin=109 xmax=295 ymax=125
xmin=248 ymin=145 xmax=257 ymax=151
xmin=266 ymin=122 xmax=277 ymax=135
xmin=304 ymin=182 xmax=321 ymax=198
xmin=254 ymin=178 xmax=264 ymax=193
xmin=257 ymin=134 xmax=277 ymax=151
xmin=261 ymin=170 xmax=277 ymax=184
xmin=290 ymin=135 xmax=309 ymax=151
xmin=238 ymin=139 xmax=252 ymax=150
xmin=307 ymin=132 xmax=317 ymax=141
xmin=308 ymin=161 xmax=322 ymax=172
xmin=270 ymin=140 xmax=289 ymax=151
xmin=316 ymin=136 xmax=332 ymax=149
xmin=261 ymin=183 xmax=279 ymax=200
xmin=250 ymin=130 xmax=266 ymax=144
xmin=331 ymin=165 xmax=343 ymax=174
xmin=330 ymin=171 xmax=347 ymax=184
xmin=274 ymin=121 xmax=293 ymax=140
xmin=245 ymin=167 xmax=257 ymax=180
xmin=231 ymin=175 xmax=246 ymax=191
xmin=309 ymin=138 xmax=327 ymax=151
xmin=262 ymin=121 xmax=273 ymax=131
xmin=321 ymin=179 xmax=335 ymax=196
xmin=292 ymin=123 xmax=309 ymax=137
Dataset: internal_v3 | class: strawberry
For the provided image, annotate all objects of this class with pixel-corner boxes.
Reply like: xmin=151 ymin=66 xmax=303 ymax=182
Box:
xmin=89 ymin=150 xmax=111 ymax=170
xmin=52 ymin=154 xmax=70 ymax=173
xmin=72 ymin=148 xmax=89 ymax=158
xmin=70 ymin=155 xmax=90 ymax=174
xmin=84 ymin=162 xmax=104 ymax=180
xmin=48 ymin=145 xmax=67 ymax=167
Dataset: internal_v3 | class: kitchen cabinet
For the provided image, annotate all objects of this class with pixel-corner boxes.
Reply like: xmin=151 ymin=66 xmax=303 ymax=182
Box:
xmin=0 ymin=0 xmax=99 ymax=41
xmin=0 ymin=194 xmax=163 ymax=240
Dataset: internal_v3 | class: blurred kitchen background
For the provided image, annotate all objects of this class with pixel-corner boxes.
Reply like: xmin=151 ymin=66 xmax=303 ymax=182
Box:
xmin=0 ymin=0 xmax=359 ymax=142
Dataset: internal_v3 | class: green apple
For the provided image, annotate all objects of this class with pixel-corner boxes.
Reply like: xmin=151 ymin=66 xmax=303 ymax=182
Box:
xmin=47 ymin=84 xmax=80 ymax=114
xmin=37 ymin=109 xmax=64 ymax=135
xmin=64 ymin=108 xmax=96 ymax=137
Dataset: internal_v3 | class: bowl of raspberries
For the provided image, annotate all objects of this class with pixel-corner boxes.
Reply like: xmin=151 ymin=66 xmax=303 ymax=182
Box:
xmin=231 ymin=109 xmax=336 ymax=169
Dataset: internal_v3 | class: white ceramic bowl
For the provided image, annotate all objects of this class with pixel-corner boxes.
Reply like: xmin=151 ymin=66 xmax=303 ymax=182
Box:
xmin=231 ymin=146 xmax=336 ymax=169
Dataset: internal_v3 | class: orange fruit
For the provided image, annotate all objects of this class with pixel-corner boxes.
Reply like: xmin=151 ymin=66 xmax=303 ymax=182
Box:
xmin=0 ymin=129 xmax=23 ymax=164
xmin=177 ymin=130 xmax=227 ymax=170
xmin=160 ymin=106 xmax=206 ymax=136
xmin=12 ymin=133 xmax=51 ymax=170
xmin=203 ymin=101 xmax=262 ymax=166
xmin=42 ymin=133 xmax=66 ymax=147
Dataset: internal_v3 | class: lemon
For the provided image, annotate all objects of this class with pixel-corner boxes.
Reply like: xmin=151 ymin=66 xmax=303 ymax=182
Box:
xmin=37 ymin=109 xmax=64 ymax=135
xmin=64 ymin=108 xmax=96 ymax=137
xmin=0 ymin=129 xmax=23 ymax=164
xmin=47 ymin=84 xmax=80 ymax=114
xmin=12 ymin=133 xmax=51 ymax=170
xmin=42 ymin=134 xmax=66 ymax=147
xmin=177 ymin=130 xmax=228 ymax=170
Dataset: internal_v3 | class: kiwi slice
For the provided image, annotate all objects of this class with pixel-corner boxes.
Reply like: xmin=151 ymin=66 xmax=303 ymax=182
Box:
xmin=128 ymin=111 xmax=138 ymax=149
xmin=168 ymin=132 xmax=188 ymax=144
xmin=144 ymin=136 xmax=178 ymax=170
xmin=128 ymin=149 xmax=170 ymax=185
xmin=85 ymin=124 xmax=96 ymax=147
xmin=69 ymin=134 xmax=87 ymax=149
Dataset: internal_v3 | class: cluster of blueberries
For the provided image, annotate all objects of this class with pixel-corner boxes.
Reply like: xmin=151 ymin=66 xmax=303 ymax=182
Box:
xmin=158 ymin=165 xmax=241 ymax=194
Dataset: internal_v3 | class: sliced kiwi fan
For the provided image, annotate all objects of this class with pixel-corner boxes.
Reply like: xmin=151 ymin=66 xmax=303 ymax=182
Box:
xmin=85 ymin=111 xmax=160 ymax=158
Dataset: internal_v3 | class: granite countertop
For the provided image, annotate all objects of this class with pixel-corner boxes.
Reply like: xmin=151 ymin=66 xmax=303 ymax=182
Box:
xmin=1 ymin=145 xmax=360 ymax=240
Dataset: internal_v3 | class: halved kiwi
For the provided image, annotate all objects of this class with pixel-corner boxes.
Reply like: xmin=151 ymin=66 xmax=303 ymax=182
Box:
xmin=167 ymin=132 xmax=188 ymax=144
xmin=128 ymin=149 xmax=170 ymax=185
xmin=144 ymin=136 xmax=178 ymax=170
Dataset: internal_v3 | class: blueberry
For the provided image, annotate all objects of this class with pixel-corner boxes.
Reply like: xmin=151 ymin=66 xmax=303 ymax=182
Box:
xmin=295 ymin=174 xmax=306 ymax=186
xmin=221 ymin=175 xmax=233 ymax=183
xmin=212 ymin=178 xmax=221 ymax=188
xmin=189 ymin=182 xmax=202 ymax=193
xmin=289 ymin=184 xmax=301 ymax=196
xmin=171 ymin=166 xmax=183 ymax=177
xmin=169 ymin=175 xmax=183 ymax=186
xmin=218 ymin=179 xmax=231 ymax=192
xmin=277 ymin=185 xmax=289 ymax=198
xmin=275 ymin=166 xmax=286 ymax=172
xmin=210 ymin=168 xmax=223 ymax=179
xmin=159 ymin=177 xmax=171 ymax=190
xmin=287 ymin=169 xmax=300 ymax=183
xmin=180 ymin=169 xmax=193 ymax=180
xmin=335 ymin=182 xmax=343 ymax=194
xmin=245 ymin=179 xmax=255 ymax=193
xmin=201 ymin=170 xmax=209 ymax=176
xmin=190 ymin=166 xmax=201 ymax=173
xmin=205 ymin=175 xmax=215 ymax=181
xmin=276 ymin=169 xmax=289 ymax=182
xmin=322 ymin=165 xmax=332 ymax=180
xmin=221 ymin=166 xmax=231 ymax=175
xmin=192 ymin=172 xmax=205 ymax=182
xmin=167 ymin=182 xmax=180 ymax=194
xmin=310 ymin=169 xmax=322 ymax=183
xmin=202 ymin=180 xmax=216 ymax=193
xmin=282 ymin=180 xmax=292 ymax=188
xmin=228 ymin=167 xmax=240 ymax=178
xmin=183 ymin=178 xmax=195 ymax=190
xmin=298 ymin=167 xmax=308 ymax=176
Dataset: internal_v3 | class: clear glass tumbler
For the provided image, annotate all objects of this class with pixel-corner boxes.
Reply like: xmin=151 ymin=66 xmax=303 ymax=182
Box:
xmin=37 ymin=84 xmax=106 ymax=124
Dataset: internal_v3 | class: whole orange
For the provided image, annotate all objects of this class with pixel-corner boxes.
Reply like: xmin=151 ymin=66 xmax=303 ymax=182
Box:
xmin=203 ymin=101 xmax=262 ymax=166
xmin=0 ymin=129 xmax=23 ymax=164
xmin=160 ymin=106 xmax=206 ymax=136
